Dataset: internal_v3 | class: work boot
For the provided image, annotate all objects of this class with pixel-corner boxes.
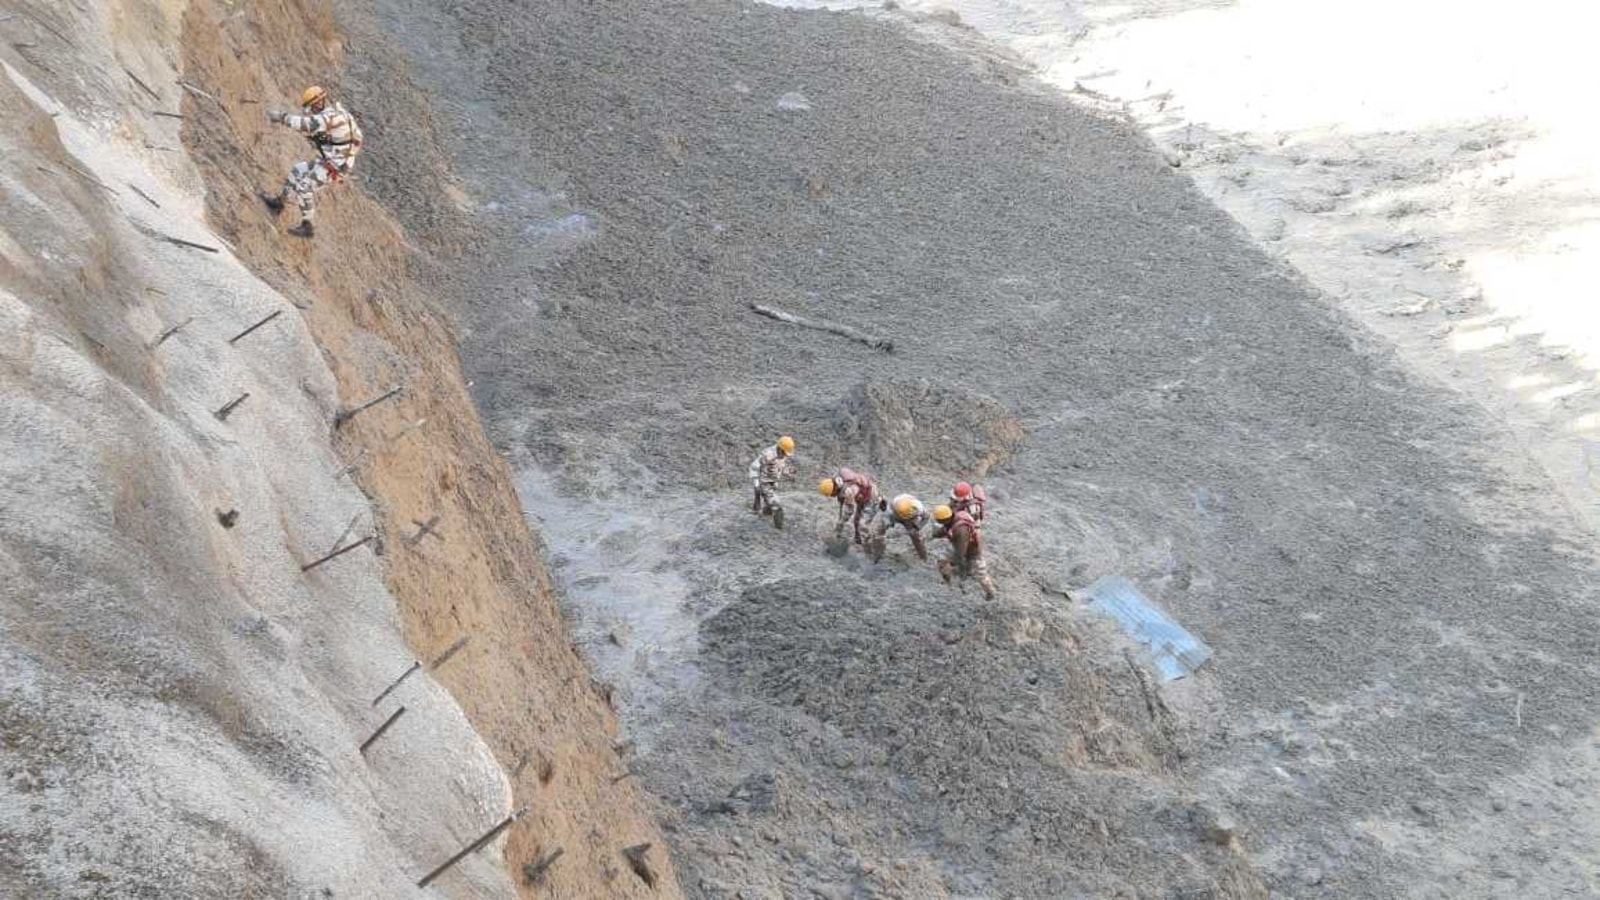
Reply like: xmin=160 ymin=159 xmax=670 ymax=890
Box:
xmin=772 ymin=507 xmax=784 ymax=530
xmin=287 ymin=220 xmax=315 ymax=239
xmin=980 ymin=577 xmax=997 ymax=602
xmin=259 ymin=191 xmax=285 ymax=216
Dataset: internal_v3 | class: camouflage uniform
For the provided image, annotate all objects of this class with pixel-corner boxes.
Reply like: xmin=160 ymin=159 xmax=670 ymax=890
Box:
xmin=274 ymin=101 xmax=362 ymax=224
xmin=950 ymin=485 xmax=987 ymax=524
xmin=866 ymin=495 xmax=930 ymax=563
xmin=748 ymin=444 xmax=795 ymax=527
xmin=934 ymin=512 xmax=996 ymax=600
xmin=828 ymin=468 xmax=878 ymax=544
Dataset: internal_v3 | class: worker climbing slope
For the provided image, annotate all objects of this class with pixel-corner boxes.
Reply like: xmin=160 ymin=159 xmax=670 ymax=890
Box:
xmin=260 ymin=86 xmax=363 ymax=238
xmin=866 ymin=493 xmax=931 ymax=564
xmin=819 ymin=467 xmax=878 ymax=546
xmin=933 ymin=504 xmax=996 ymax=601
xmin=748 ymin=435 xmax=797 ymax=529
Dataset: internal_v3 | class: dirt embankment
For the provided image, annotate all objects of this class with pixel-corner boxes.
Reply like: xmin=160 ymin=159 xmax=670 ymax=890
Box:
xmin=174 ymin=1 xmax=680 ymax=896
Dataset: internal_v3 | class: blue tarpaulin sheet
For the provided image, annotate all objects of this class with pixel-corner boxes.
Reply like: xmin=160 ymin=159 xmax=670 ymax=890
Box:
xmin=1082 ymin=575 xmax=1211 ymax=681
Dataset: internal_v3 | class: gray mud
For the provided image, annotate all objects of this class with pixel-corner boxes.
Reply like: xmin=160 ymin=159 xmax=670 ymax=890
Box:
xmin=337 ymin=0 xmax=1600 ymax=896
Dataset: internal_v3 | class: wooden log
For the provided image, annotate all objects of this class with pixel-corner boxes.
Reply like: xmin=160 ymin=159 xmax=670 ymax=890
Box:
xmin=748 ymin=302 xmax=893 ymax=352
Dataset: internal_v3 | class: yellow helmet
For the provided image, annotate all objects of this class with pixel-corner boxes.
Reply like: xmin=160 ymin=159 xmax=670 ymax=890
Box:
xmin=300 ymin=85 xmax=328 ymax=110
xmin=818 ymin=478 xmax=837 ymax=497
xmin=776 ymin=435 xmax=795 ymax=455
xmin=892 ymin=495 xmax=920 ymax=521
xmin=933 ymin=505 xmax=954 ymax=523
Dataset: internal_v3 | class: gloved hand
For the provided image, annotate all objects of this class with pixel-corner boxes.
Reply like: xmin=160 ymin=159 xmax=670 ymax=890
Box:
xmin=266 ymin=110 xmax=286 ymax=124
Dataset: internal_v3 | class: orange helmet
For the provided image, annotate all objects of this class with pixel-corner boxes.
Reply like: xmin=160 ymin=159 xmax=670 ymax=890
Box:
xmin=818 ymin=478 xmax=837 ymax=498
xmin=299 ymin=85 xmax=328 ymax=110
xmin=933 ymin=505 xmax=954 ymax=523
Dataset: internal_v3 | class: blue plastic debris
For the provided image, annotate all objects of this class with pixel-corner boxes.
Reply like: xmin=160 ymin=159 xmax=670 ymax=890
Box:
xmin=1082 ymin=575 xmax=1211 ymax=681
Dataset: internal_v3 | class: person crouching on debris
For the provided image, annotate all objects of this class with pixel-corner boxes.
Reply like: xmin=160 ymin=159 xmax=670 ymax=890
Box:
xmin=866 ymin=493 xmax=930 ymax=563
xmin=819 ymin=467 xmax=878 ymax=545
xmin=749 ymin=435 xmax=797 ymax=529
xmin=260 ymin=86 xmax=363 ymax=238
xmin=949 ymin=481 xmax=987 ymax=524
xmin=933 ymin=504 xmax=996 ymax=601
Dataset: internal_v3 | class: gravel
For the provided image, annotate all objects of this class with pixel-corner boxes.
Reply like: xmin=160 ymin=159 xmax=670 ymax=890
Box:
xmin=337 ymin=0 xmax=1600 ymax=896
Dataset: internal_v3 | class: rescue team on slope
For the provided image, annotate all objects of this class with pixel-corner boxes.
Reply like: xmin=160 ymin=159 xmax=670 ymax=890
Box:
xmin=252 ymin=91 xmax=995 ymax=600
xmin=750 ymin=436 xmax=997 ymax=601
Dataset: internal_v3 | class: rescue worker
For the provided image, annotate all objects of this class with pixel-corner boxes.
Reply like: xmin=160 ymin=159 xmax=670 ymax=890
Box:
xmin=949 ymin=481 xmax=987 ymax=523
xmin=866 ymin=493 xmax=930 ymax=563
xmin=260 ymin=86 xmax=363 ymax=238
xmin=818 ymin=467 xmax=877 ymax=545
xmin=932 ymin=504 xmax=996 ymax=601
xmin=748 ymin=435 xmax=797 ymax=529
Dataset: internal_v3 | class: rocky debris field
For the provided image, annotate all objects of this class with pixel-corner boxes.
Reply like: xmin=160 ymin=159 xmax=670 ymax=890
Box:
xmin=336 ymin=0 xmax=1600 ymax=896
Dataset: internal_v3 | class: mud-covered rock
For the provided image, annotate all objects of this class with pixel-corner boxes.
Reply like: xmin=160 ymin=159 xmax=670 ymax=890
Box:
xmin=832 ymin=377 xmax=1023 ymax=477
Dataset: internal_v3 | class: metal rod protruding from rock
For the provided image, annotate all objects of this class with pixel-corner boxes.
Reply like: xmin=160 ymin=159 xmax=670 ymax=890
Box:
xmin=523 ymin=847 xmax=564 ymax=885
xmin=228 ymin=309 xmax=283 ymax=344
xmin=123 ymin=67 xmax=160 ymax=102
xmin=300 ymin=534 xmax=376 ymax=572
xmin=358 ymin=706 xmax=406 ymax=756
xmin=429 ymin=635 xmax=471 ymax=670
xmin=417 ymin=807 xmax=530 ymax=888
xmin=127 ymin=183 xmax=161 ymax=208
xmin=328 ymin=513 xmax=362 ymax=555
xmin=148 ymin=316 xmax=194 ymax=349
xmin=213 ymin=392 xmax=250 ymax=421
xmin=405 ymin=514 xmax=443 ymax=547
xmin=150 ymin=230 xmax=217 ymax=252
xmin=334 ymin=385 xmax=402 ymax=428
xmin=372 ymin=660 xmax=421 ymax=707
xmin=335 ymin=447 xmax=369 ymax=480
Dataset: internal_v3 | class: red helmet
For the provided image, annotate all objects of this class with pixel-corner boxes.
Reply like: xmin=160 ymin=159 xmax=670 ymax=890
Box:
xmin=952 ymin=481 xmax=972 ymax=499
